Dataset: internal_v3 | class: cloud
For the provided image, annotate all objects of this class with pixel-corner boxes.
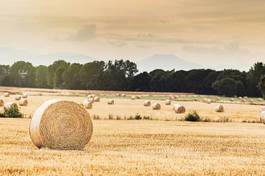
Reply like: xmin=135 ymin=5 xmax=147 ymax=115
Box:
xmin=67 ymin=24 xmax=97 ymax=42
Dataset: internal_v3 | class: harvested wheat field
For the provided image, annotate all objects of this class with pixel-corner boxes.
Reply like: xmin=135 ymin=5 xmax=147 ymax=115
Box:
xmin=1 ymin=119 xmax=265 ymax=175
xmin=0 ymin=87 xmax=265 ymax=175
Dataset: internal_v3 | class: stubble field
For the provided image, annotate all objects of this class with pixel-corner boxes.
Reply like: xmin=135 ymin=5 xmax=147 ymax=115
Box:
xmin=0 ymin=87 xmax=265 ymax=175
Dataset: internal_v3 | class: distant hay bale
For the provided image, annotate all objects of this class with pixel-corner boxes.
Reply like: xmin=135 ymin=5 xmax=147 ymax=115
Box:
xmin=131 ymin=96 xmax=136 ymax=100
xmin=152 ymin=103 xmax=161 ymax=110
xmin=19 ymin=99 xmax=28 ymax=106
xmin=0 ymin=99 xmax=4 ymax=107
xmin=4 ymin=93 xmax=9 ymax=97
xmin=108 ymin=99 xmax=114 ymax=105
xmin=136 ymin=95 xmax=141 ymax=99
xmin=144 ymin=100 xmax=151 ymax=107
xmin=261 ymin=106 xmax=265 ymax=123
xmin=173 ymin=104 xmax=186 ymax=114
xmin=83 ymin=99 xmax=93 ymax=109
xmin=116 ymin=93 xmax=121 ymax=97
xmin=22 ymin=93 xmax=28 ymax=99
xmin=93 ymin=96 xmax=100 ymax=102
xmin=203 ymin=98 xmax=212 ymax=104
xmin=165 ymin=100 xmax=171 ymax=105
xmin=4 ymin=102 xmax=17 ymax=110
xmin=121 ymin=94 xmax=126 ymax=97
xmin=15 ymin=95 xmax=22 ymax=101
xmin=29 ymin=100 xmax=93 ymax=150
xmin=215 ymin=104 xmax=224 ymax=112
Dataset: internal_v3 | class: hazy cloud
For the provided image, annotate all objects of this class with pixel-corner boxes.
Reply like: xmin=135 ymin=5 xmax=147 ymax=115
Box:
xmin=67 ymin=24 xmax=97 ymax=42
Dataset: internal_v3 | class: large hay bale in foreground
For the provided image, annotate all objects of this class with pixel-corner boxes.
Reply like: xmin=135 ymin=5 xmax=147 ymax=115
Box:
xmin=152 ymin=103 xmax=161 ymax=110
xmin=29 ymin=100 xmax=93 ymax=150
xmin=174 ymin=104 xmax=186 ymax=114
xmin=144 ymin=100 xmax=151 ymax=107
xmin=19 ymin=99 xmax=28 ymax=106
xmin=4 ymin=93 xmax=9 ymax=97
xmin=108 ymin=99 xmax=114 ymax=105
xmin=215 ymin=104 xmax=224 ymax=112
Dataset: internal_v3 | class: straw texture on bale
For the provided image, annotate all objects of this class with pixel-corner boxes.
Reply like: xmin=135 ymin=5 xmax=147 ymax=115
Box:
xmin=144 ymin=100 xmax=151 ymax=107
xmin=29 ymin=100 xmax=93 ymax=150
xmin=174 ymin=104 xmax=186 ymax=114
xmin=0 ymin=99 xmax=4 ymax=107
xmin=152 ymin=103 xmax=161 ymax=110
xmin=4 ymin=93 xmax=9 ymax=97
xmin=19 ymin=99 xmax=28 ymax=106
xmin=108 ymin=99 xmax=114 ymax=105
xmin=165 ymin=100 xmax=171 ymax=105
xmin=215 ymin=104 xmax=224 ymax=112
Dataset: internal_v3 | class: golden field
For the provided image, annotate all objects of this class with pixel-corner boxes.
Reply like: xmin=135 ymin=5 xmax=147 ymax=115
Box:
xmin=0 ymin=87 xmax=265 ymax=175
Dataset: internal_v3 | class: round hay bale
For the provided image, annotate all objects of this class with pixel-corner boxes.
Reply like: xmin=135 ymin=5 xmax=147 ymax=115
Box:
xmin=15 ymin=95 xmax=22 ymax=101
xmin=173 ymin=104 xmax=186 ymax=114
xmin=83 ymin=99 xmax=93 ymax=109
xmin=131 ymin=96 xmax=136 ymax=100
xmin=4 ymin=93 xmax=9 ymax=97
xmin=19 ymin=99 xmax=28 ymax=106
xmin=215 ymin=104 xmax=224 ymax=112
xmin=144 ymin=100 xmax=151 ymax=107
xmin=93 ymin=96 xmax=100 ymax=102
xmin=136 ymin=95 xmax=141 ymax=99
xmin=121 ymin=94 xmax=126 ymax=97
xmin=152 ymin=103 xmax=161 ymax=110
xmin=108 ymin=99 xmax=114 ymax=105
xmin=0 ymin=99 xmax=4 ymax=107
xmin=165 ymin=100 xmax=171 ymax=105
xmin=4 ymin=102 xmax=17 ymax=110
xmin=261 ymin=111 xmax=265 ymax=124
xmin=22 ymin=93 xmax=28 ymax=99
xmin=116 ymin=93 xmax=121 ymax=97
xmin=29 ymin=100 xmax=93 ymax=150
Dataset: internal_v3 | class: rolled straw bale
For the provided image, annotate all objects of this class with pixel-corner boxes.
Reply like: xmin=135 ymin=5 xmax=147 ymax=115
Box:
xmin=131 ymin=96 xmax=136 ymax=100
xmin=121 ymin=94 xmax=126 ymax=97
xmin=93 ymin=96 xmax=100 ymax=102
xmin=116 ymin=93 xmax=121 ymax=97
xmin=215 ymin=104 xmax=224 ymax=112
xmin=22 ymin=93 xmax=28 ymax=99
xmin=144 ymin=100 xmax=151 ymax=107
xmin=29 ymin=100 xmax=93 ymax=150
xmin=83 ymin=99 xmax=93 ymax=109
xmin=136 ymin=95 xmax=141 ymax=99
xmin=4 ymin=102 xmax=17 ymax=110
xmin=0 ymin=99 xmax=3 ymax=107
xmin=165 ymin=100 xmax=171 ymax=105
xmin=4 ymin=93 xmax=9 ymax=97
xmin=15 ymin=95 xmax=22 ymax=101
xmin=19 ymin=99 xmax=28 ymax=106
xmin=261 ymin=110 xmax=265 ymax=124
xmin=173 ymin=104 xmax=186 ymax=114
xmin=152 ymin=103 xmax=161 ymax=110
xmin=108 ymin=99 xmax=114 ymax=105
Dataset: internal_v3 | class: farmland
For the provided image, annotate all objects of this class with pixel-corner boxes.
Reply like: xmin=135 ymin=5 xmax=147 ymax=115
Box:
xmin=0 ymin=87 xmax=265 ymax=175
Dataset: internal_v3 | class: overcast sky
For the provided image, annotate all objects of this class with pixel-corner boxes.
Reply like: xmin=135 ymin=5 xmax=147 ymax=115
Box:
xmin=0 ymin=0 xmax=265 ymax=70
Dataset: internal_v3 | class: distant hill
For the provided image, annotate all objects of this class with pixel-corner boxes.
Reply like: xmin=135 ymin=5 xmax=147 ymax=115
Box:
xmin=137 ymin=54 xmax=202 ymax=72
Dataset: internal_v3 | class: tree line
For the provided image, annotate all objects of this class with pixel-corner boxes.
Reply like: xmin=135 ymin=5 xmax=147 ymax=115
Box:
xmin=0 ymin=60 xmax=265 ymax=98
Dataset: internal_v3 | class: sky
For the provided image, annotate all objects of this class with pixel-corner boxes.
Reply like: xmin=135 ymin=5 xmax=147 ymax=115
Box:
xmin=0 ymin=0 xmax=265 ymax=70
